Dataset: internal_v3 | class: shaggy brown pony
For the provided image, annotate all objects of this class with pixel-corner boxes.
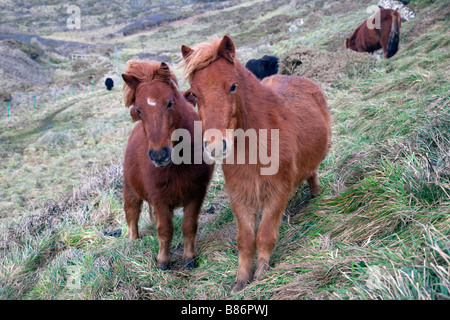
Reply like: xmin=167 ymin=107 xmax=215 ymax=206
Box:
xmin=122 ymin=60 xmax=214 ymax=270
xmin=181 ymin=36 xmax=331 ymax=292
xmin=345 ymin=8 xmax=402 ymax=58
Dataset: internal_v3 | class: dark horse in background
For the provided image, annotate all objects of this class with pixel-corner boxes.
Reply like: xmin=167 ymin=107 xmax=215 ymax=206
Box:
xmin=121 ymin=60 xmax=214 ymax=270
xmin=245 ymin=55 xmax=279 ymax=80
xmin=345 ymin=8 xmax=402 ymax=58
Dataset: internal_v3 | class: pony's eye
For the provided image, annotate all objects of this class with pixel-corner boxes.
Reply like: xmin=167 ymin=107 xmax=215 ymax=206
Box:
xmin=167 ymin=101 xmax=173 ymax=109
xmin=191 ymin=92 xmax=197 ymax=98
xmin=136 ymin=108 xmax=142 ymax=114
xmin=230 ymin=83 xmax=237 ymax=93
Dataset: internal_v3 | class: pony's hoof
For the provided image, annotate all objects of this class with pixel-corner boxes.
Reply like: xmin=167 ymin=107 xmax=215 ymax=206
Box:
xmin=254 ymin=261 xmax=270 ymax=280
xmin=231 ymin=281 xmax=246 ymax=294
xmin=157 ymin=263 xmax=170 ymax=271
xmin=311 ymin=187 xmax=322 ymax=198
xmin=128 ymin=233 xmax=139 ymax=240
xmin=183 ymin=259 xmax=197 ymax=270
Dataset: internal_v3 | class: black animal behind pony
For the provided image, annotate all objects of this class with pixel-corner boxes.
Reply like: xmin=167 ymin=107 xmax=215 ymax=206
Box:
xmin=245 ymin=55 xmax=279 ymax=80
xmin=105 ymin=78 xmax=114 ymax=91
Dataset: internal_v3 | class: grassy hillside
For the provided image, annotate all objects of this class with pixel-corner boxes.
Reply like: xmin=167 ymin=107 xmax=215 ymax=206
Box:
xmin=0 ymin=0 xmax=448 ymax=300
xmin=0 ymin=0 xmax=241 ymax=35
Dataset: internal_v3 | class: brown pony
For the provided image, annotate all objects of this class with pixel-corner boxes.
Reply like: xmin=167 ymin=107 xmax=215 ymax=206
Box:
xmin=122 ymin=60 xmax=214 ymax=270
xmin=345 ymin=8 xmax=402 ymax=58
xmin=181 ymin=36 xmax=331 ymax=292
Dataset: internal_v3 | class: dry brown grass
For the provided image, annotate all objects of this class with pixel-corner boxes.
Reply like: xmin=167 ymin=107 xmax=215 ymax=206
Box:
xmin=279 ymin=46 xmax=376 ymax=85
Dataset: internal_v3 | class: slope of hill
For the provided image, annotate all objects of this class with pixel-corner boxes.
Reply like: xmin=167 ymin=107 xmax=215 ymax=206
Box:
xmin=0 ymin=0 xmax=448 ymax=300
xmin=0 ymin=0 xmax=241 ymax=35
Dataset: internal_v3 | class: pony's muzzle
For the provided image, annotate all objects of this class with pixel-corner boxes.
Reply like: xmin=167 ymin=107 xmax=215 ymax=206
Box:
xmin=204 ymin=138 xmax=229 ymax=160
xmin=148 ymin=146 xmax=172 ymax=167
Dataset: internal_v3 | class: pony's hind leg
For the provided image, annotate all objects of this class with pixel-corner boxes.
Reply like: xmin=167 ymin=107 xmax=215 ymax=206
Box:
xmin=181 ymin=197 xmax=203 ymax=270
xmin=124 ymin=182 xmax=143 ymax=240
xmin=307 ymin=171 xmax=321 ymax=198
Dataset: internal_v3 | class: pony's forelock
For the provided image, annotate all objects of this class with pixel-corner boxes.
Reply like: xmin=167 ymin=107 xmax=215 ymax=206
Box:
xmin=181 ymin=36 xmax=222 ymax=82
xmin=123 ymin=60 xmax=178 ymax=108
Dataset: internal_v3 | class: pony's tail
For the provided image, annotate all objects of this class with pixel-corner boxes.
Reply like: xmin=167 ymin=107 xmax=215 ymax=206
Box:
xmin=386 ymin=11 xmax=401 ymax=58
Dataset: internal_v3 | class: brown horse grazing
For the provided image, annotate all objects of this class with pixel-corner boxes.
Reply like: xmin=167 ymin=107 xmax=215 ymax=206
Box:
xmin=345 ymin=8 xmax=401 ymax=58
xmin=122 ymin=60 xmax=214 ymax=270
xmin=181 ymin=36 xmax=331 ymax=292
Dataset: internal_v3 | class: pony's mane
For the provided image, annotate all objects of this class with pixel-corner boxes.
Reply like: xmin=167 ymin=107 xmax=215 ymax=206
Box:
xmin=181 ymin=36 xmax=222 ymax=82
xmin=123 ymin=60 xmax=178 ymax=107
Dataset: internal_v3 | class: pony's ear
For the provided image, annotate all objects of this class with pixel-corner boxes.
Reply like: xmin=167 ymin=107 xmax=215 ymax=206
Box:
xmin=181 ymin=45 xmax=193 ymax=59
xmin=130 ymin=106 xmax=140 ymax=122
xmin=122 ymin=73 xmax=140 ymax=107
xmin=183 ymin=89 xmax=197 ymax=107
xmin=122 ymin=73 xmax=140 ymax=91
xmin=154 ymin=62 xmax=171 ymax=83
xmin=218 ymin=35 xmax=235 ymax=63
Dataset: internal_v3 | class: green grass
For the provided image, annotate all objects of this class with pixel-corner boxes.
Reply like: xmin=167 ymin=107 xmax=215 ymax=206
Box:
xmin=0 ymin=0 xmax=449 ymax=300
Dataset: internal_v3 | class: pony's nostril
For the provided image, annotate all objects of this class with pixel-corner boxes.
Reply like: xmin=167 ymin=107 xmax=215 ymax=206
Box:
xmin=161 ymin=147 xmax=168 ymax=159
xmin=148 ymin=149 xmax=154 ymax=161
xmin=203 ymin=140 xmax=228 ymax=158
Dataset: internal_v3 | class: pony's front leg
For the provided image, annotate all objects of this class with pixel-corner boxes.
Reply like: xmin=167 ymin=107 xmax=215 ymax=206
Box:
xmin=124 ymin=181 xmax=143 ymax=240
xmin=254 ymin=194 xmax=288 ymax=280
xmin=154 ymin=204 xmax=174 ymax=270
xmin=231 ymin=202 xmax=258 ymax=294
xmin=182 ymin=197 xmax=203 ymax=270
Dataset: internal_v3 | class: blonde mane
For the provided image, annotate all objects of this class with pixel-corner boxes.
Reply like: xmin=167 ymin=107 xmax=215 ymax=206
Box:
xmin=123 ymin=60 xmax=178 ymax=107
xmin=181 ymin=36 xmax=222 ymax=82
